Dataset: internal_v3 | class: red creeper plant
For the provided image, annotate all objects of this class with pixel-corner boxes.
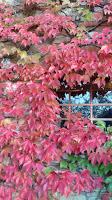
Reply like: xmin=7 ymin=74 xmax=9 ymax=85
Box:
xmin=0 ymin=0 xmax=112 ymax=199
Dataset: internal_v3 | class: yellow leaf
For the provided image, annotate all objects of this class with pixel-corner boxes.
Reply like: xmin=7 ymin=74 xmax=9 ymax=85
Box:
xmin=30 ymin=53 xmax=41 ymax=63
xmin=19 ymin=50 xmax=28 ymax=59
xmin=17 ymin=52 xmax=41 ymax=65
xmin=62 ymin=0 xmax=70 ymax=5
xmin=11 ymin=47 xmax=18 ymax=54
xmin=0 ymin=118 xmax=12 ymax=126
xmin=51 ymin=5 xmax=61 ymax=13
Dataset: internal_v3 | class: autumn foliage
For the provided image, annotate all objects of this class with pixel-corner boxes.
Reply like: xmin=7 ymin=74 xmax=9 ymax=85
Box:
xmin=0 ymin=0 xmax=112 ymax=199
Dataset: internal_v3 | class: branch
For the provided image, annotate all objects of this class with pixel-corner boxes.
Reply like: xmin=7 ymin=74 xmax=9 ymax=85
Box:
xmin=88 ymin=19 xmax=108 ymax=32
xmin=79 ymin=43 xmax=101 ymax=49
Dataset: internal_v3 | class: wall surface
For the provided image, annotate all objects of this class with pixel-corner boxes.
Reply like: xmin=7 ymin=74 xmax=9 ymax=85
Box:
xmin=57 ymin=189 xmax=106 ymax=200
xmin=0 ymin=0 xmax=22 ymax=5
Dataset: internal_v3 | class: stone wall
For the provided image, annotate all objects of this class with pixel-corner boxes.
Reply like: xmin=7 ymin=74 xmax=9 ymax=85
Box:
xmin=0 ymin=0 xmax=22 ymax=6
xmin=57 ymin=189 xmax=106 ymax=200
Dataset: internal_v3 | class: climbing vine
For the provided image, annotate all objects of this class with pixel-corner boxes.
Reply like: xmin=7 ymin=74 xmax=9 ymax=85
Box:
xmin=0 ymin=0 xmax=112 ymax=199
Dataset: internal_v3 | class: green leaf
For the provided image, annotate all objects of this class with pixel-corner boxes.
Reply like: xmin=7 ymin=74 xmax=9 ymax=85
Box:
xmin=104 ymin=141 xmax=112 ymax=148
xmin=105 ymin=164 xmax=112 ymax=174
xmin=92 ymin=165 xmax=99 ymax=174
xmin=105 ymin=176 xmax=112 ymax=184
xmin=95 ymin=120 xmax=106 ymax=131
xmin=87 ymin=163 xmax=99 ymax=174
xmin=67 ymin=155 xmax=78 ymax=163
xmin=79 ymin=159 xmax=88 ymax=167
xmin=44 ymin=167 xmax=53 ymax=175
xmin=83 ymin=11 xmax=93 ymax=21
xmin=69 ymin=163 xmax=76 ymax=171
xmin=77 ymin=7 xmax=83 ymax=13
xmin=60 ymin=160 xmax=68 ymax=169
xmin=107 ymin=126 xmax=112 ymax=134
xmin=107 ymin=183 xmax=112 ymax=192
xmin=67 ymin=155 xmax=75 ymax=162
xmin=78 ymin=8 xmax=93 ymax=21
xmin=87 ymin=163 xmax=94 ymax=171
